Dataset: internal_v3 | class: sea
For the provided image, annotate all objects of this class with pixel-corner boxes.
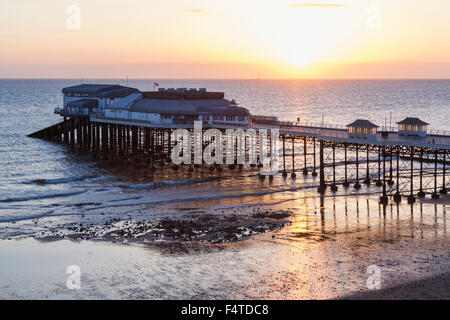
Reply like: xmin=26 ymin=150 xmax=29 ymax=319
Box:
xmin=0 ymin=79 xmax=449 ymax=299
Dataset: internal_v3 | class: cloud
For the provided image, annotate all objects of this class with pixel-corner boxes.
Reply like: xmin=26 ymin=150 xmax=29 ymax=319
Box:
xmin=184 ymin=9 xmax=206 ymax=13
xmin=289 ymin=3 xmax=345 ymax=8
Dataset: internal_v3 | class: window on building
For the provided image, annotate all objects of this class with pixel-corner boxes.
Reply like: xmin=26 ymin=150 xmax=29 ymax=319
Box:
xmin=226 ymin=115 xmax=234 ymax=121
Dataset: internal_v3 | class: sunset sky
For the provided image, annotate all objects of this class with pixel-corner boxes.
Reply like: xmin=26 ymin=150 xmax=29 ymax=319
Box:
xmin=1 ymin=0 xmax=450 ymax=78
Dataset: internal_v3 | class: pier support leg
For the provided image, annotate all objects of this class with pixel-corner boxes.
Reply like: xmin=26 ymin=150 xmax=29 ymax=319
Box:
xmin=70 ymin=119 xmax=75 ymax=146
xmin=380 ymin=147 xmax=388 ymax=204
xmin=354 ymin=145 xmax=361 ymax=189
xmin=364 ymin=147 xmax=370 ymax=185
xmin=96 ymin=124 xmax=100 ymax=151
xmin=83 ymin=119 xmax=87 ymax=149
xmin=394 ymin=147 xmax=402 ymax=203
xmin=388 ymin=150 xmax=394 ymax=185
xmin=376 ymin=146 xmax=383 ymax=187
xmin=418 ymin=148 xmax=425 ymax=198
xmin=331 ymin=144 xmax=338 ymax=192
xmin=282 ymin=136 xmax=287 ymax=177
xmin=167 ymin=129 xmax=172 ymax=162
xmin=291 ymin=137 xmax=296 ymax=178
xmin=118 ymin=124 xmax=123 ymax=153
xmin=63 ymin=117 xmax=69 ymax=144
xmin=303 ymin=136 xmax=308 ymax=175
xmin=408 ymin=147 xmax=416 ymax=203
xmin=441 ymin=150 xmax=448 ymax=194
xmin=87 ymin=119 xmax=91 ymax=150
xmin=78 ymin=120 xmax=83 ymax=146
xmin=343 ymin=144 xmax=349 ymax=187
xmin=318 ymin=140 xmax=326 ymax=193
xmin=432 ymin=150 xmax=440 ymax=199
xmin=312 ymin=138 xmax=317 ymax=176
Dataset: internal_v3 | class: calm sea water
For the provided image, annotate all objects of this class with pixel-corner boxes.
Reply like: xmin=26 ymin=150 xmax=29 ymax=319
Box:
xmin=0 ymin=79 xmax=449 ymax=231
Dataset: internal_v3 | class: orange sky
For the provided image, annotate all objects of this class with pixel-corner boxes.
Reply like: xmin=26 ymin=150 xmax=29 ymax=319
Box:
xmin=1 ymin=0 xmax=450 ymax=78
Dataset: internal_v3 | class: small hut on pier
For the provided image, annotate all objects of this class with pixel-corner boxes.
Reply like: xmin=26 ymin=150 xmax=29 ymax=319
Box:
xmin=346 ymin=119 xmax=379 ymax=140
xmin=396 ymin=117 xmax=429 ymax=137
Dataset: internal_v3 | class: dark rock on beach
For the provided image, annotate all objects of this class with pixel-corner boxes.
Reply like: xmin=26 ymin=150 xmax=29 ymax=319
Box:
xmin=37 ymin=208 xmax=293 ymax=245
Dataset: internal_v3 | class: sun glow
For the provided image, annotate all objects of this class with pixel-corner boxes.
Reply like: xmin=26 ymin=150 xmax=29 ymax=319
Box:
xmin=234 ymin=1 xmax=354 ymax=70
xmin=2 ymin=0 xmax=450 ymax=78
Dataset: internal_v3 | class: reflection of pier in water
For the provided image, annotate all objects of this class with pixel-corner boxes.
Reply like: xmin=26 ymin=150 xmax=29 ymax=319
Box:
xmin=290 ymin=194 xmax=448 ymax=243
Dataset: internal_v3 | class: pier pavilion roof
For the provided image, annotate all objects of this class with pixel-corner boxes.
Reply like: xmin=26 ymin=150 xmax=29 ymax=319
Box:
xmin=62 ymin=84 xmax=139 ymax=98
xmin=130 ymin=98 xmax=250 ymax=116
xmin=396 ymin=117 xmax=429 ymax=126
xmin=67 ymin=99 xmax=98 ymax=108
xmin=346 ymin=119 xmax=379 ymax=128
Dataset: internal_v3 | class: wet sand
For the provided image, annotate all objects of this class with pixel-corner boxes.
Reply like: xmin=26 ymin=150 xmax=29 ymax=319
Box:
xmin=343 ymin=271 xmax=450 ymax=300
xmin=1 ymin=194 xmax=449 ymax=299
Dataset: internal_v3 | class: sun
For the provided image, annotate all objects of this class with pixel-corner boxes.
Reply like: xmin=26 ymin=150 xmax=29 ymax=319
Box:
xmin=281 ymin=45 xmax=320 ymax=66
xmin=253 ymin=5 xmax=343 ymax=69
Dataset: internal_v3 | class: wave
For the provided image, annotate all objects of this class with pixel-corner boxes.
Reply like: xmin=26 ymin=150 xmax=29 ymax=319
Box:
xmin=28 ymin=175 xmax=97 ymax=185
xmin=0 ymin=210 xmax=55 ymax=223
xmin=126 ymin=177 xmax=221 ymax=189
xmin=88 ymin=183 xmax=319 ymax=210
xmin=0 ymin=190 xmax=87 ymax=203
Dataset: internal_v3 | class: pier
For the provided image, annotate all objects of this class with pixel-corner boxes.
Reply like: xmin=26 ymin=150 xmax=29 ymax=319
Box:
xmin=27 ymin=84 xmax=450 ymax=205
xmin=28 ymin=114 xmax=450 ymax=205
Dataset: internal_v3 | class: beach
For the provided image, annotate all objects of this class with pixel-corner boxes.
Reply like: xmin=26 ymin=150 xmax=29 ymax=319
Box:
xmin=1 ymin=79 xmax=450 ymax=299
xmin=1 ymin=192 xmax=449 ymax=299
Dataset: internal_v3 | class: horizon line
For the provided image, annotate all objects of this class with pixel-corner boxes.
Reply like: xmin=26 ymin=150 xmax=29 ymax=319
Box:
xmin=2 ymin=77 xmax=450 ymax=81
